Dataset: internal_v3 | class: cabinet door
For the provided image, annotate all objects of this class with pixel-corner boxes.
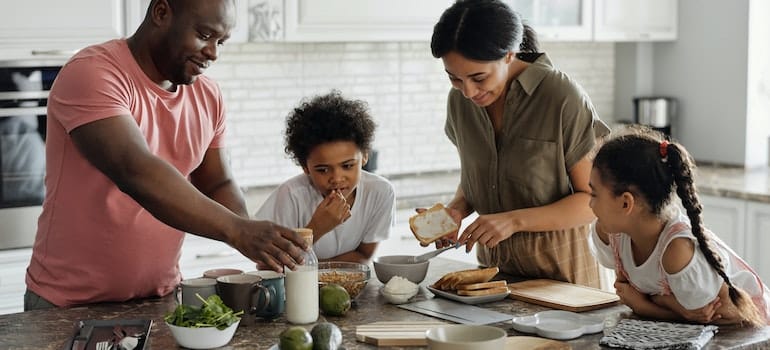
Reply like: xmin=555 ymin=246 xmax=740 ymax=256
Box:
xmin=0 ymin=0 xmax=124 ymax=60
xmin=746 ymin=202 xmax=770 ymax=283
xmin=594 ymin=0 xmax=677 ymax=41
xmin=0 ymin=249 xmax=32 ymax=315
xmin=284 ymin=0 xmax=452 ymax=42
xmin=507 ymin=0 xmax=593 ymax=41
xmin=699 ymin=195 xmax=746 ymax=257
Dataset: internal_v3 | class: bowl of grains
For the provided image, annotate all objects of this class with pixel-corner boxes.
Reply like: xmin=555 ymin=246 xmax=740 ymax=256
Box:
xmin=318 ymin=261 xmax=371 ymax=300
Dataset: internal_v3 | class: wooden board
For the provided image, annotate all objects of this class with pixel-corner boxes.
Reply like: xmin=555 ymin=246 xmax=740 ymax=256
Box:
xmin=355 ymin=321 xmax=448 ymax=346
xmin=508 ymin=279 xmax=619 ymax=312
xmin=506 ymin=336 xmax=571 ymax=349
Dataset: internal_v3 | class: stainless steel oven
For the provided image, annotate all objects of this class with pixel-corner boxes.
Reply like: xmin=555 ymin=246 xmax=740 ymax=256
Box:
xmin=0 ymin=59 xmax=63 ymax=250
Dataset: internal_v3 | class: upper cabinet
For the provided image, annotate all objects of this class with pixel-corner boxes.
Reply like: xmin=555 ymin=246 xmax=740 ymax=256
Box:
xmin=593 ymin=0 xmax=678 ymax=41
xmin=507 ymin=0 xmax=593 ymax=41
xmin=0 ymin=0 xmax=124 ymax=61
xmin=125 ymin=0 xmax=249 ymax=44
xmin=282 ymin=0 xmax=452 ymax=42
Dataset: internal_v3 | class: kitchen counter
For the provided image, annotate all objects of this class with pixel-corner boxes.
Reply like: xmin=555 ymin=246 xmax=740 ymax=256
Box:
xmin=695 ymin=165 xmax=770 ymax=203
xmin=1 ymin=258 xmax=769 ymax=349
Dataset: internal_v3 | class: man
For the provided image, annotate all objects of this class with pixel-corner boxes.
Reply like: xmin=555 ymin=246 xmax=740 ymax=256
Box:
xmin=24 ymin=0 xmax=306 ymax=310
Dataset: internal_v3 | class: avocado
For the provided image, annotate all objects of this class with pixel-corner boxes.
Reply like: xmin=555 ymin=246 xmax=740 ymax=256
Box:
xmin=319 ymin=284 xmax=351 ymax=317
xmin=279 ymin=326 xmax=313 ymax=350
xmin=310 ymin=322 xmax=343 ymax=350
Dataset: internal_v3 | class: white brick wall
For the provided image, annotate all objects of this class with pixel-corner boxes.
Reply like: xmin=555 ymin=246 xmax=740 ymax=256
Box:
xmin=205 ymin=41 xmax=614 ymax=188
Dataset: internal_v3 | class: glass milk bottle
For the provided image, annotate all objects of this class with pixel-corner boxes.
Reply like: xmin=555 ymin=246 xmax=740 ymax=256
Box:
xmin=284 ymin=228 xmax=319 ymax=324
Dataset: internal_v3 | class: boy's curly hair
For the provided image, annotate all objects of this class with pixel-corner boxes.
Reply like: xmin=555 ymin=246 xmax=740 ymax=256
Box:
xmin=284 ymin=90 xmax=376 ymax=167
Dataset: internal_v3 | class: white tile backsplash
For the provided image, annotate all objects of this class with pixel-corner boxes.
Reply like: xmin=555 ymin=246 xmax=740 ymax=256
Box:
xmin=206 ymin=41 xmax=614 ymax=188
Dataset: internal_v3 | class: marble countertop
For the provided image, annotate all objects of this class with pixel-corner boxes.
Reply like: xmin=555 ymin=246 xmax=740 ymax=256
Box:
xmin=2 ymin=258 xmax=768 ymax=349
xmin=696 ymin=165 xmax=770 ymax=202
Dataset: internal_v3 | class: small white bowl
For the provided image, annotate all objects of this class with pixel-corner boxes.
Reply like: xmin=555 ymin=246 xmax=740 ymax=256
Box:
xmin=166 ymin=320 xmax=240 ymax=349
xmin=426 ymin=325 xmax=506 ymax=350
xmin=380 ymin=287 xmax=418 ymax=304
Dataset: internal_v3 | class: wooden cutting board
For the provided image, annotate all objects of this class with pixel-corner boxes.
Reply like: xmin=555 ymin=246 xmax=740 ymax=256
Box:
xmin=508 ymin=279 xmax=619 ymax=312
xmin=506 ymin=336 xmax=571 ymax=349
xmin=355 ymin=321 xmax=448 ymax=346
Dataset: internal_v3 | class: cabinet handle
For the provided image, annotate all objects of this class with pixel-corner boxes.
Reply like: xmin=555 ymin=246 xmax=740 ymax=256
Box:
xmin=195 ymin=250 xmax=237 ymax=259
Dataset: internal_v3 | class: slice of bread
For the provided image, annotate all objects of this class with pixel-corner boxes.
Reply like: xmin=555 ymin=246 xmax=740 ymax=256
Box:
xmin=409 ymin=203 xmax=459 ymax=245
xmin=431 ymin=267 xmax=499 ymax=291
xmin=456 ymin=280 xmax=507 ymax=291
xmin=456 ymin=286 xmax=509 ymax=296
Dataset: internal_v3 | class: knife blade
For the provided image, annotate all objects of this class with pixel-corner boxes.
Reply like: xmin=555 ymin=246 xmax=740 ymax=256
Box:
xmin=71 ymin=324 xmax=93 ymax=350
xmin=412 ymin=242 xmax=464 ymax=263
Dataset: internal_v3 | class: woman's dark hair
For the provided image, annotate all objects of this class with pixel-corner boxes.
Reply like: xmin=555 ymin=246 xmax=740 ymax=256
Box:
xmin=430 ymin=0 xmax=539 ymax=60
xmin=594 ymin=126 xmax=764 ymax=327
xmin=284 ymin=90 xmax=376 ymax=167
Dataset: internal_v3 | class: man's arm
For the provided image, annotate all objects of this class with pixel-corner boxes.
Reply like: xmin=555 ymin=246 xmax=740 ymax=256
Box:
xmin=70 ymin=115 xmax=306 ymax=271
xmin=190 ymin=147 xmax=248 ymax=218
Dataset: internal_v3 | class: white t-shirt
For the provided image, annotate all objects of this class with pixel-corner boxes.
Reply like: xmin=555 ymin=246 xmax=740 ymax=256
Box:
xmin=254 ymin=171 xmax=395 ymax=259
xmin=589 ymin=209 xmax=770 ymax=320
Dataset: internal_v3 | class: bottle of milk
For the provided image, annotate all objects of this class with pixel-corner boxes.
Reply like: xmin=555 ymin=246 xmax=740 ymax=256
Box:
xmin=285 ymin=228 xmax=319 ymax=324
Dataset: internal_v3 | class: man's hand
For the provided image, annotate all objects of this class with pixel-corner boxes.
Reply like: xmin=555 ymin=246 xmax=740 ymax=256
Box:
xmin=230 ymin=220 xmax=308 ymax=272
xmin=307 ymin=189 xmax=351 ymax=237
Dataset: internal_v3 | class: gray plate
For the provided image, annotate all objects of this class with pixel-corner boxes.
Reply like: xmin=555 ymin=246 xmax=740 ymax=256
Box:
xmin=426 ymin=286 xmax=510 ymax=305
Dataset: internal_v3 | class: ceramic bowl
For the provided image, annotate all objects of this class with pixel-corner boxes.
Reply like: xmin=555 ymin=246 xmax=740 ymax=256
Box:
xmin=318 ymin=261 xmax=371 ymax=299
xmin=511 ymin=310 xmax=604 ymax=340
xmin=166 ymin=320 xmax=240 ymax=349
xmin=373 ymin=255 xmax=429 ymax=284
xmin=380 ymin=287 xmax=418 ymax=304
xmin=426 ymin=325 xmax=507 ymax=350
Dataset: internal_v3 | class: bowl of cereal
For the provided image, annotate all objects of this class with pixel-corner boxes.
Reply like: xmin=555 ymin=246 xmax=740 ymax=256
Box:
xmin=318 ymin=261 xmax=371 ymax=300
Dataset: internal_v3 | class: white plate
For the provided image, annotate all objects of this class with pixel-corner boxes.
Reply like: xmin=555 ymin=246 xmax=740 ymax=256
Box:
xmin=511 ymin=310 xmax=604 ymax=340
xmin=426 ymin=285 xmax=510 ymax=305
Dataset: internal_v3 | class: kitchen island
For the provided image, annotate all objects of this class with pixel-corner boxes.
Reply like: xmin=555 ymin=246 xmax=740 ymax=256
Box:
xmin=1 ymin=258 xmax=768 ymax=349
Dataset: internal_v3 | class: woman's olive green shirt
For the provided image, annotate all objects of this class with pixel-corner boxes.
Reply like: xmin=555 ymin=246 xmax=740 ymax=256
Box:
xmin=444 ymin=53 xmax=610 ymax=287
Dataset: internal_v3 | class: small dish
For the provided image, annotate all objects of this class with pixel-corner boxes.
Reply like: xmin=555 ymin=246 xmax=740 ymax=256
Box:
xmin=380 ymin=286 xmax=418 ymax=304
xmin=511 ymin=310 xmax=604 ymax=340
xmin=426 ymin=285 xmax=510 ymax=305
xmin=167 ymin=320 xmax=240 ymax=349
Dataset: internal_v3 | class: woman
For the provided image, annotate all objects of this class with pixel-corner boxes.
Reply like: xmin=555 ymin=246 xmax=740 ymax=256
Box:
xmin=431 ymin=0 xmax=610 ymax=287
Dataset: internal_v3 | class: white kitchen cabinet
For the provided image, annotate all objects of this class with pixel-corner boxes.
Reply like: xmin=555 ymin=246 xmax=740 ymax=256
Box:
xmin=507 ymin=0 xmax=593 ymax=41
xmin=125 ymin=0 xmax=249 ymax=44
xmin=0 ymin=248 xmax=32 ymax=315
xmin=0 ymin=0 xmax=124 ymax=61
xmin=594 ymin=0 xmax=677 ymax=41
xmin=745 ymin=202 xmax=770 ymax=283
xmin=699 ymin=195 xmax=746 ymax=257
xmin=283 ymin=0 xmax=452 ymax=42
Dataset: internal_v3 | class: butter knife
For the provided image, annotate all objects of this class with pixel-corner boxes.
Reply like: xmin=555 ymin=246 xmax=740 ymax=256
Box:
xmin=71 ymin=324 xmax=93 ymax=350
xmin=412 ymin=242 xmax=464 ymax=263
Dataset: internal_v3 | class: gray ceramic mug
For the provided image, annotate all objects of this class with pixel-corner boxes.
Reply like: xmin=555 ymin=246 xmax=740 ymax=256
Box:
xmin=216 ymin=274 xmax=274 ymax=325
xmin=176 ymin=277 xmax=218 ymax=307
xmin=246 ymin=270 xmax=286 ymax=319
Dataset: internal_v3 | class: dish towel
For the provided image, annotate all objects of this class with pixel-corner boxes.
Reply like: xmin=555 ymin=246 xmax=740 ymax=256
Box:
xmin=600 ymin=319 xmax=719 ymax=350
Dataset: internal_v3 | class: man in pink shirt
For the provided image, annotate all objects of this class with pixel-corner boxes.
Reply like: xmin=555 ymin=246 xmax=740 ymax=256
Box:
xmin=24 ymin=0 xmax=307 ymax=309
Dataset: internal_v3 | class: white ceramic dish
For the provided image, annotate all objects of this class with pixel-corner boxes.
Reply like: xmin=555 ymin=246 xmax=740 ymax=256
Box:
xmin=426 ymin=285 xmax=510 ymax=305
xmin=511 ymin=310 xmax=604 ymax=340
xmin=380 ymin=286 xmax=419 ymax=304
xmin=426 ymin=325 xmax=507 ymax=350
xmin=166 ymin=320 xmax=239 ymax=349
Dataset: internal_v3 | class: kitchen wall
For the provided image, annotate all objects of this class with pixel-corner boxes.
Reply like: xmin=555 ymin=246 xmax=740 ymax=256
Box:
xmin=205 ymin=41 xmax=615 ymax=188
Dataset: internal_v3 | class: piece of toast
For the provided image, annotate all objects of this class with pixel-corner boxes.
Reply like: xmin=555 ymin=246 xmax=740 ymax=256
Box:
xmin=431 ymin=267 xmax=499 ymax=291
xmin=409 ymin=203 xmax=459 ymax=245
xmin=456 ymin=286 xmax=510 ymax=296
xmin=456 ymin=280 xmax=507 ymax=291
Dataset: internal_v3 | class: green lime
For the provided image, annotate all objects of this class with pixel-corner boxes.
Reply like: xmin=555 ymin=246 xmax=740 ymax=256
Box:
xmin=279 ymin=326 xmax=313 ymax=350
xmin=310 ymin=322 xmax=343 ymax=350
xmin=319 ymin=284 xmax=351 ymax=317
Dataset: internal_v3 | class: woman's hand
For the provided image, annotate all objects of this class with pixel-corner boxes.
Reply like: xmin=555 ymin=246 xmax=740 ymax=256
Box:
xmin=458 ymin=211 xmax=520 ymax=252
xmin=307 ymin=190 xmax=351 ymax=237
xmin=415 ymin=206 xmax=464 ymax=248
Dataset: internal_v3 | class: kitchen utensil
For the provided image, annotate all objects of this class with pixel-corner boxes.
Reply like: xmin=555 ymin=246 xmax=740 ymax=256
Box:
xmin=71 ymin=319 xmax=152 ymax=350
xmin=373 ymin=255 xmax=430 ymax=284
xmin=412 ymin=242 xmax=464 ymax=263
xmin=511 ymin=310 xmax=604 ymax=340
xmin=505 ymin=336 xmax=571 ymax=350
xmin=426 ymin=325 xmax=507 ymax=350
xmin=397 ymin=298 xmax=512 ymax=325
xmin=507 ymin=279 xmax=619 ymax=312
xmin=355 ymin=321 xmax=448 ymax=346
xmin=176 ymin=277 xmax=217 ymax=307
xmin=70 ymin=323 xmax=93 ymax=350
xmin=245 ymin=270 xmax=286 ymax=318
xmin=216 ymin=274 xmax=274 ymax=326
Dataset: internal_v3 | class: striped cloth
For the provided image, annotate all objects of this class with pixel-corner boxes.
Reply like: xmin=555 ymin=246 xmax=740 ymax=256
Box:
xmin=600 ymin=319 xmax=718 ymax=350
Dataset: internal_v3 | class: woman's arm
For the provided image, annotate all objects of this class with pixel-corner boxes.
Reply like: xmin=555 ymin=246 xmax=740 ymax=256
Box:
xmin=459 ymin=155 xmax=596 ymax=249
xmin=322 ymin=242 xmax=378 ymax=264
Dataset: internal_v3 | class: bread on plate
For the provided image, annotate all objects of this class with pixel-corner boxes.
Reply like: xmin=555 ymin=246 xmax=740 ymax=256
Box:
xmin=409 ymin=203 xmax=459 ymax=245
xmin=431 ymin=267 xmax=499 ymax=291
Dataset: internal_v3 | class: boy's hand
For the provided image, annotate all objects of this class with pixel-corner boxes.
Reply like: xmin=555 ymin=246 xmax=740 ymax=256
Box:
xmin=308 ymin=189 xmax=351 ymax=236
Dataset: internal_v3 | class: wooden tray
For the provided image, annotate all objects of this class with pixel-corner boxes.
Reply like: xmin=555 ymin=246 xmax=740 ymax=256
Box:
xmin=355 ymin=321 xmax=448 ymax=347
xmin=508 ymin=279 xmax=619 ymax=312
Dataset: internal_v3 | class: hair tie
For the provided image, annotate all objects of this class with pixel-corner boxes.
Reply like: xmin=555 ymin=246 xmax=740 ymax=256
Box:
xmin=660 ymin=140 xmax=669 ymax=163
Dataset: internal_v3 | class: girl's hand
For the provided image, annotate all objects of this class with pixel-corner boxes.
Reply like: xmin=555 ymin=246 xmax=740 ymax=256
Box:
xmin=651 ymin=294 xmax=722 ymax=324
xmin=458 ymin=212 xmax=519 ymax=252
xmin=614 ymin=280 xmax=648 ymax=312
xmin=308 ymin=190 xmax=351 ymax=236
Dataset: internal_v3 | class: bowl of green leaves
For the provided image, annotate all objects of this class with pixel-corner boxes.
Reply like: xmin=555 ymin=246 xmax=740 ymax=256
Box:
xmin=164 ymin=294 xmax=243 ymax=349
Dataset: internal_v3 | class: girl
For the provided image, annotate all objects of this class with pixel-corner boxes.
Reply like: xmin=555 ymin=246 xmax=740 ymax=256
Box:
xmin=429 ymin=0 xmax=610 ymax=287
xmin=589 ymin=127 xmax=769 ymax=327
xmin=254 ymin=90 xmax=395 ymax=264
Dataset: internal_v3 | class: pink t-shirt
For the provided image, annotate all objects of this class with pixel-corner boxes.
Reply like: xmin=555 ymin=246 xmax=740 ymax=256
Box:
xmin=26 ymin=39 xmax=226 ymax=307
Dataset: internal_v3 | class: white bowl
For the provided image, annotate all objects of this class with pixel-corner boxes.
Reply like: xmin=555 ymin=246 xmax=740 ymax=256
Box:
xmin=426 ymin=325 xmax=506 ymax=350
xmin=380 ymin=287 xmax=418 ymax=304
xmin=166 ymin=320 xmax=240 ymax=349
